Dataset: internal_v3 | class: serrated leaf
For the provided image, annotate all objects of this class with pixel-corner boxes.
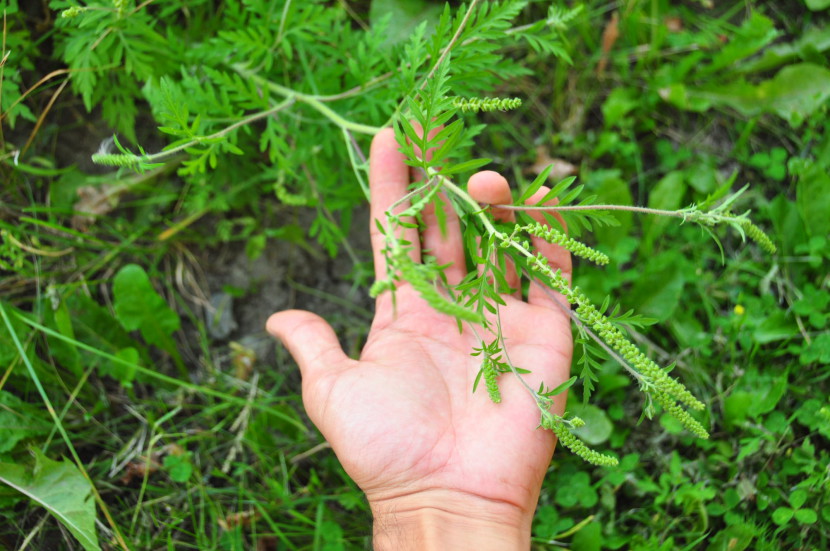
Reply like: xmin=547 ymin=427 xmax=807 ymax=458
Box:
xmin=0 ymin=449 xmax=100 ymax=551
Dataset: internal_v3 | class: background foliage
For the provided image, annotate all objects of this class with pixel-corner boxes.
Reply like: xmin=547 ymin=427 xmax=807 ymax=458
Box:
xmin=1 ymin=0 xmax=828 ymax=549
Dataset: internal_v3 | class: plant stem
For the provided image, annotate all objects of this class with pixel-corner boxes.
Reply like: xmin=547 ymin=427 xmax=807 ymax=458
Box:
xmin=160 ymin=97 xmax=297 ymax=159
xmin=422 ymin=0 xmax=480 ymax=86
xmin=95 ymin=97 xmax=298 ymax=167
xmin=492 ymin=203 xmax=688 ymax=217
xmin=233 ymin=65 xmax=384 ymax=135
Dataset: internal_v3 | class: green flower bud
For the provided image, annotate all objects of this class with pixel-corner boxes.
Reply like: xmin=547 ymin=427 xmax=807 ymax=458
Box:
xmin=740 ymin=220 xmax=777 ymax=255
xmin=61 ymin=6 xmax=88 ymax=18
xmin=452 ymin=97 xmax=522 ymax=113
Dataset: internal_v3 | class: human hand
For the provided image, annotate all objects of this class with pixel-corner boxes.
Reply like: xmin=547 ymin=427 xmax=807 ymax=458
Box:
xmin=267 ymin=128 xmax=573 ymax=550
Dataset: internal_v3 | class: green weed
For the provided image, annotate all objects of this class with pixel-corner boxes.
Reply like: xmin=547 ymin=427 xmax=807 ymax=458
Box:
xmin=0 ymin=0 xmax=827 ymax=549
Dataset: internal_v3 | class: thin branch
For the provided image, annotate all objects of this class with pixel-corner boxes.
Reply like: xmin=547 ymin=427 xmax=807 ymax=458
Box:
xmin=528 ymin=272 xmax=647 ymax=385
xmin=493 ymin=203 xmax=688 ymax=218
xmin=94 ymin=97 xmax=296 ymax=166
xmin=234 ymin=65 xmax=383 ymax=135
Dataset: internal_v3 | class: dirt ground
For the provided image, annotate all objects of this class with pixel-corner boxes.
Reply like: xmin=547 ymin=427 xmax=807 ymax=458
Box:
xmin=196 ymin=206 xmax=375 ymax=378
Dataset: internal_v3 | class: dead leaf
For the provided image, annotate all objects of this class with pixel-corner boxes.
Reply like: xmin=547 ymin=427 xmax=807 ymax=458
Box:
xmin=597 ymin=11 xmax=620 ymax=76
xmin=72 ymin=184 xmax=119 ymax=230
xmin=256 ymin=536 xmax=278 ymax=551
xmin=218 ymin=510 xmax=260 ymax=531
xmin=526 ymin=146 xmax=578 ymax=182
xmin=230 ymin=341 xmax=256 ymax=381
xmin=664 ymin=16 xmax=683 ymax=33
xmin=118 ymin=456 xmax=161 ymax=485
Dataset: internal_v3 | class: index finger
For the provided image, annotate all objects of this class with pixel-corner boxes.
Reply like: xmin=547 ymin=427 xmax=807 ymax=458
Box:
xmin=369 ymin=128 xmax=419 ymax=281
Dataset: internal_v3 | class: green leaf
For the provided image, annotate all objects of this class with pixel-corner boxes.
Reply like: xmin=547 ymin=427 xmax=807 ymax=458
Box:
xmin=790 ymin=488 xmax=808 ymax=509
xmin=772 ymin=506 xmax=794 ymax=525
xmin=602 ymin=87 xmax=639 ymax=128
xmin=662 ymin=63 xmax=830 ymax=128
xmin=796 ymin=163 xmax=830 ymax=238
xmin=369 ymin=0 xmax=442 ymax=46
xmin=724 ymin=391 xmax=753 ymax=427
xmin=589 ymin=170 xmax=631 ymax=248
xmin=113 ymin=264 xmax=181 ymax=354
xmin=547 ymin=376 xmax=578 ymax=397
xmin=805 ymin=0 xmax=830 ymax=10
xmin=163 ymin=453 xmax=193 ymax=483
xmin=706 ymin=522 xmax=756 ymax=551
xmin=752 ymin=310 xmax=798 ymax=343
xmin=441 ymin=157 xmax=492 ymax=176
xmin=0 ymin=449 xmax=100 ymax=551
xmin=66 ymin=294 xmax=143 ymax=387
xmin=795 ymin=508 xmax=818 ymax=524
xmin=517 ymin=164 xmax=554 ymax=204
xmin=0 ymin=392 xmax=50 ymax=455
xmin=642 ymin=171 xmax=686 ymax=255
xmin=569 ymin=403 xmax=613 ymax=446
xmin=624 ymin=252 xmax=686 ymax=322
xmin=571 ymin=520 xmax=603 ymax=551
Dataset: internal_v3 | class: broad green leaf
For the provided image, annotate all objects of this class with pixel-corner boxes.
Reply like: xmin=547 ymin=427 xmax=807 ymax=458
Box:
xmin=772 ymin=506 xmax=794 ymax=525
xmin=740 ymin=26 xmax=830 ymax=73
xmin=0 ymin=302 xmax=31 ymax=365
xmin=0 ymin=392 xmax=50 ymax=455
xmin=796 ymin=163 xmax=830 ymax=238
xmin=163 ymin=454 xmax=193 ymax=483
xmin=724 ymin=391 xmax=754 ymax=426
xmin=747 ymin=375 xmax=787 ymax=418
xmin=113 ymin=264 xmax=181 ymax=359
xmin=706 ymin=523 xmax=756 ymax=551
xmin=569 ymin=403 xmax=613 ymax=446
xmin=794 ymin=399 xmax=830 ymax=439
xmin=602 ymin=87 xmax=639 ymax=128
xmin=570 ymin=521 xmax=603 ymax=551
xmin=706 ymin=13 xmax=778 ymax=73
xmin=590 ymin=170 xmax=632 ymax=248
xmin=64 ymin=294 xmax=143 ymax=387
xmin=662 ymin=63 xmax=830 ymax=128
xmin=624 ymin=252 xmax=686 ymax=323
xmin=369 ymin=0 xmax=442 ymax=46
xmin=795 ymin=508 xmax=818 ymax=524
xmin=767 ymin=195 xmax=807 ymax=255
xmin=0 ymin=449 xmax=100 ymax=551
xmin=753 ymin=310 xmax=798 ymax=343
xmin=790 ymin=488 xmax=808 ymax=509
xmin=641 ymin=171 xmax=686 ymax=255
xmin=805 ymin=0 xmax=830 ymax=10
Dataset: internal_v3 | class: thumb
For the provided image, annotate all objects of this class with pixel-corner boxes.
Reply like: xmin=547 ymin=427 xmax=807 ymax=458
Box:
xmin=266 ymin=310 xmax=350 ymax=383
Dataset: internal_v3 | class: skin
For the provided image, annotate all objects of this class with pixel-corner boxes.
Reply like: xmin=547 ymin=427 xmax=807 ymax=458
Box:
xmin=267 ymin=128 xmax=574 ymax=549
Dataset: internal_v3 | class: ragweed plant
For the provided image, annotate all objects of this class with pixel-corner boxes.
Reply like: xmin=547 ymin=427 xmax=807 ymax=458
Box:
xmin=77 ymin=0 xmax=776 ymax=466
xmin=367 ymin=60 xmax=774 ymax=466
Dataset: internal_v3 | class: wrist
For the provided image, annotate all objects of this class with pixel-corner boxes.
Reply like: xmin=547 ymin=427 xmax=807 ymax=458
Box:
xmin=370 ymin=489 xmax=532 ymax=551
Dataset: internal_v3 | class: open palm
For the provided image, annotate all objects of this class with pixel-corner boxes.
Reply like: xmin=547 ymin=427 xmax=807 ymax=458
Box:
xmin=267 ymin=129 xmax=573 ymax=539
